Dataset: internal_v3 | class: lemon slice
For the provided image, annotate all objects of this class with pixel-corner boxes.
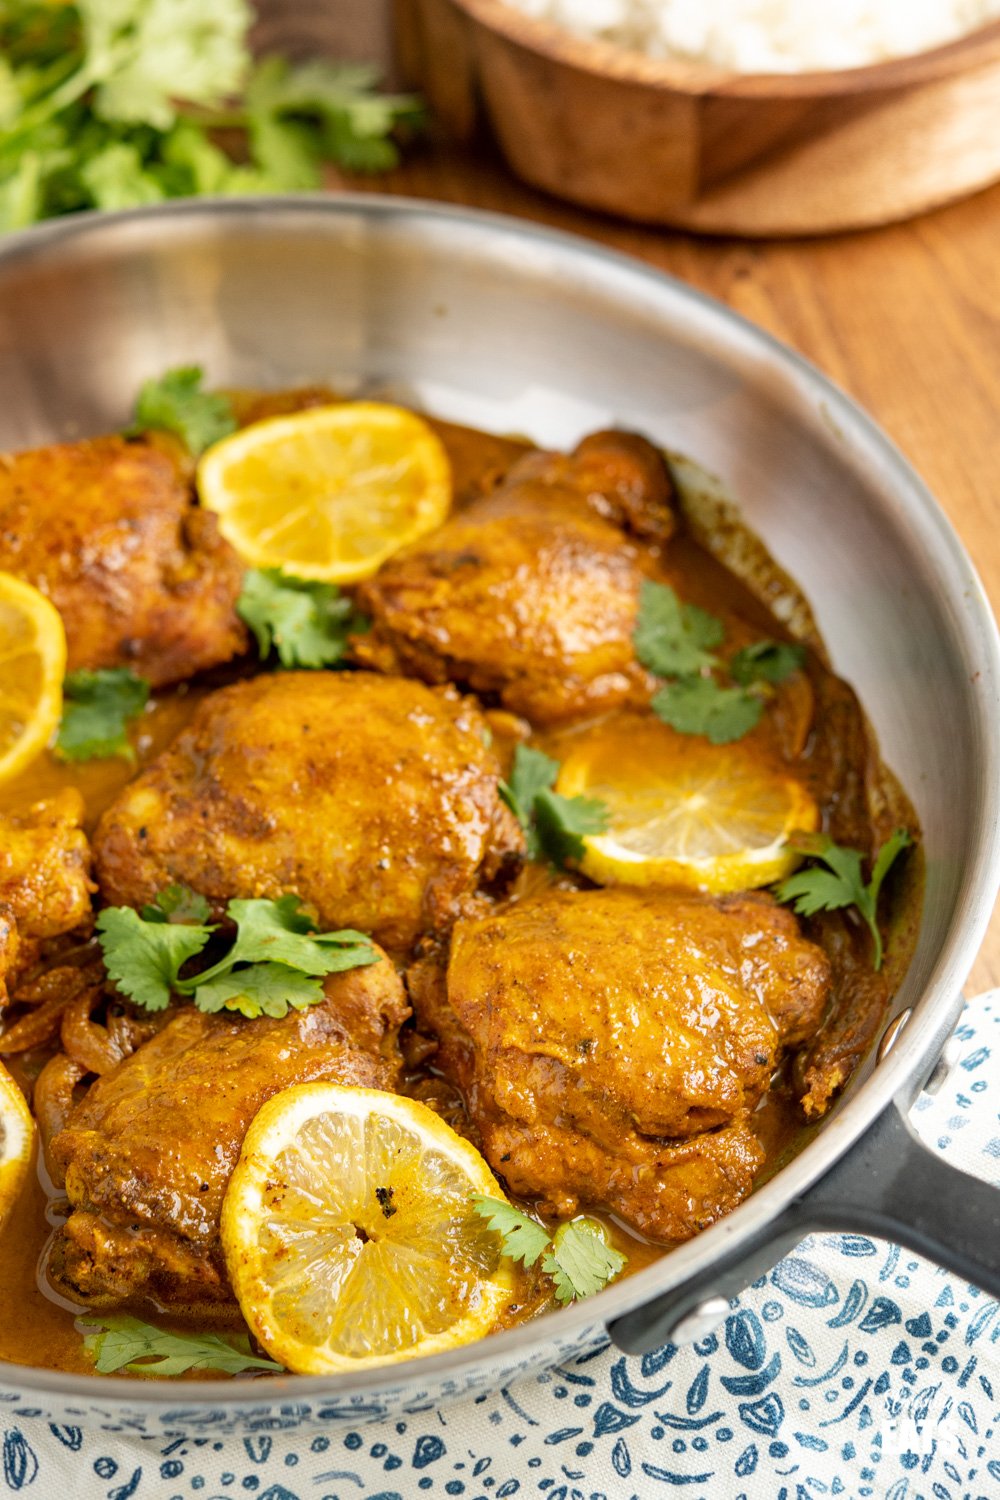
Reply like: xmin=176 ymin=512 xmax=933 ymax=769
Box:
xmin=556 ymin=714 xmax=819 ymax=895
xmin=197 ymin=402 xmax=451 ymax=583
xmin=0 ymin=1062 xmax=34 ymax=1231
xmin=221 ymin=1084 xmax=515 ymax=1374
xmin=0 ymin=573 xmax=66 ymax=785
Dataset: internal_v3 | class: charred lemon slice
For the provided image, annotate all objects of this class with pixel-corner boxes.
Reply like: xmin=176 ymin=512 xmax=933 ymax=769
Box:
xmin=555 ymin=713 xmax=819 ymax=895
xmin=221 ymin=1085 xmax=515 ymax=1374
xmin=196 ymin=402 xmax=451 ymax=583
xmin=0 ymin=573 xmax=65 ymax=785
xmin=0 ymin=1063 xmax=34 ymax=1231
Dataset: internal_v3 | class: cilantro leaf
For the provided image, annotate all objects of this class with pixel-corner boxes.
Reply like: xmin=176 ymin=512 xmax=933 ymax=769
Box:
xmin=81 ymin=0 xmax=251 ymax=132
xmin=533 ymin=790 xmax=609 ymax=867
xmin=543 ymin=1218 xmax=627 ymax=1305
xmin=634 ymin=580 xmax=724 ymax=678
xmin=141 ymin=884 xmax=212 ymax=925
xmin=730 ymin=639 xmax=806 ymax=687
xmin=869 ymin=828 xmax=914 ymax=911
xmin=96 ymin=905 xmax=215 ymax=1012
xmin=472 ymin=1199 xmax=626 ymax=1302
xmin=499 ymin=744 xmax=559 ymax=857
xmin=237 ymin=569 xmax=367 ymax=670
xmin=203 ymin=896 xmax=378 ymax=980
xmin=471 ymin=1196 xmax=551 ymax=1269
xmin=192 ymin=963 xmax=326 ymax=1019
xmin=79 ymin=139 xmax=164 ymax=209
xmin=774 ymin=828 xmax=913 ymax=970
xmin=244 ymin=55 xmax=424 ymax=176
xmin=131 ymin=365 xmax=236 ymax=456
xmin=97 ymin=893 xmax=375 ymax=1017
xmin=81 ymin=1314 xmax=281 ymax=1376
xmin=499 ymin=745 xmax=609 ymax=867
xmin=0 ymin=6 xmax=422 ymax=231
xmin=651 ymin=677 xmax=762 ymax=745
xmin=55 ymin=668 xmax=149 ymax=763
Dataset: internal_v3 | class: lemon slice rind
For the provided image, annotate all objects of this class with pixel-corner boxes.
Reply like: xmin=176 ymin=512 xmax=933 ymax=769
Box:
xmin=556 ymin=721 xmax=819 ymax=896
xmin=0 ymin=572 xmax=66 ymax=785
xmin=0 ymin=1063 xmax=34 ymax=1231
xmin=196 ymin=403 xmax=452 ymax=584
xmin=221 ymin=1084 xmax=514 ymax=1375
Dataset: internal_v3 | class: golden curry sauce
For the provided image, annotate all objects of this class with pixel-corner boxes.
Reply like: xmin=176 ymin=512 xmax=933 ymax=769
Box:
xmin=0 ymin=406 xmax=922 ymax=1377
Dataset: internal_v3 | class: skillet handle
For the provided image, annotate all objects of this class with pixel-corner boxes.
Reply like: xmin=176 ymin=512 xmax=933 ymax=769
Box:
xmin=607 ymin=1098 xmax=1000 ymax=1356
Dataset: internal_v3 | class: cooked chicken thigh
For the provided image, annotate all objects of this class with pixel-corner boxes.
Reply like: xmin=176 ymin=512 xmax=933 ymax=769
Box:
xmin=49 ymin=952 xmax=408 ymax=1310
xmin=0 ymin=434 xmax=246 ymax=685
xmin=355 ymin=432 xmax=675 ymax=724
xmin=93 ymin=671 xmax=523 ymax=958
xmin=0 ymin=790 xmax=94 ymax=941
xmin=409 ymin=886 xmax=831 ymax=1242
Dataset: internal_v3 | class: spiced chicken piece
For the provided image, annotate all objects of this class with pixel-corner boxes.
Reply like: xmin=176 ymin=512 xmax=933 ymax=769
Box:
xmin=0 ymin=790 xmax=94 ymax=941
xmin=0 ymin=434 xmax=246 ymax=685
xmin=409 ymin=887 xmax=831 ymax=1243
xmin=93 ymin=671 xmax=523 ymax=959
xmin=0 ymin=790 xmax=94 ymax=1003
xmin=355 ymin=431 xmax=676 ymax=724
xmin=49 ymin=951 xmax=408 ymax=1310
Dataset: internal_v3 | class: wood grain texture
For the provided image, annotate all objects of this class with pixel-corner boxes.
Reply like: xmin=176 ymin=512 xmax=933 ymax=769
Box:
xmin=397 ymin=0 xmax=1000 ymax=234
xmin=266 ymin=0 xmax=1000 ymax=988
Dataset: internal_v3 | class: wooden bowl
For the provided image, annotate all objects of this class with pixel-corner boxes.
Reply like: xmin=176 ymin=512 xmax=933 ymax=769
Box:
xmin=395 ymin=0 xmax=1000 ymax=235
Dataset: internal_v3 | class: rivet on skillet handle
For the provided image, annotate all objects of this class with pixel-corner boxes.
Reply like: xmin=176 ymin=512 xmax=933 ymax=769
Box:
xmin=608 ymin=1095 xmax=1000 ymax=1356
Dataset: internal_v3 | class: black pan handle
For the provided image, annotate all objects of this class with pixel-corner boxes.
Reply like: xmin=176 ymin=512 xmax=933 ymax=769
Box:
xmin=608 ymin=1098 xmax=1000 ymax=1355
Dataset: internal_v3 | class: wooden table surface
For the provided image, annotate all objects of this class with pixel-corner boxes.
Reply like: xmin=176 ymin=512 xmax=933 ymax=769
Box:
xmin=317 ymin=4 xmax=1000 ymax=994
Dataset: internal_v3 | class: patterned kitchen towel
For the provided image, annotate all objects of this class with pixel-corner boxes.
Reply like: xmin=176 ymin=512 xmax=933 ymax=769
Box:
xmin=2 ymin=993 xmax=999 ymax=1500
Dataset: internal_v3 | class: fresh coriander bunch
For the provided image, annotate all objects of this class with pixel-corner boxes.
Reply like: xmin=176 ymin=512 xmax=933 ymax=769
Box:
xmin=0 ymin=0 xmax=424 ymax=231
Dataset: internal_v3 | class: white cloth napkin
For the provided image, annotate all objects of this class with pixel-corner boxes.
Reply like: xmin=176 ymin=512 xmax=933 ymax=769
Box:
xmin=3 ymin=993 xmax=999 ymax=1500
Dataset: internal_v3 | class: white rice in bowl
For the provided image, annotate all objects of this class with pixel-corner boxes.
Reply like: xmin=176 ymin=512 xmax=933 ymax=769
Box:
xmin=507 ymin=0 xmax=1000 ymax=72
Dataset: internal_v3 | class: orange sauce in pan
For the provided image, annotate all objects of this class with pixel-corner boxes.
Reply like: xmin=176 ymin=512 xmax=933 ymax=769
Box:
xmin=0 ymin=410 xmax=922 ymax=1376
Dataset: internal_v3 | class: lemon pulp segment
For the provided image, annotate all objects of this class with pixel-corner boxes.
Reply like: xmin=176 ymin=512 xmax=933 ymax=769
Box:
xmin=221 ymin=1084 xmax=515 ymax=1374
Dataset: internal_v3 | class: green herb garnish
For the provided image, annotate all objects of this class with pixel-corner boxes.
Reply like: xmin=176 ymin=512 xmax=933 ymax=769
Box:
xmin=730 ymin=639 xmax=806 ymax=687
xmin=81 ymin=1315 xmax=281 ymax=1377
xmin=55 ymin=668 xmax=149 ymax=763
xmin=237 ymin=568 xmax=369 ymax=670
xmin=131 ymin=365 xmax=236 ymax=456
xmin=774 ymin=828 xmax=913 ymax=970
xmin=500 ymin=744 xmax=609 ymax=866
xmin=97 ymin=889 xmax=377 ymax=1017
xmin=634 ymin=581 xmax=805 ymax=745
xmin=472 ymin=1197 xmax=626 ymax=1304
xmin=0 ymin=2 xmax=424 ymax=232
xmin=633 ymin=578 xmax=724 ymax=678
xmin=651 ymin=676 xmax=763 ymax=746
xmin=141 ymin=883 xmax=213 ymax=925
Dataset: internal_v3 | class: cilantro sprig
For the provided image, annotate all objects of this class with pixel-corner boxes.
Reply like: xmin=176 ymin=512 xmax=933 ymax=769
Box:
xmin=131 ymin=366 xmax=236 ymax=456
xmin=97 ymin=888 xmax=377 ymax=1018
xmin=635 ymin=580 xmax=805 ymax=746
xmin=237 ymin=568 xmax=369 ymax=671
xmin=0 ymin=3 xmax=424 ymax=232
xmin=774 ymin=828 xmax=913 ymax=970
xmin=472 ymin=1197 xmax=626 ymax=1305
xmin=55 ymin=668 xmax=149 ymax=763
xmin=500 ymin=745 xmax=608 ymax=866
xmin=81 ymin=1315 xmax=281 ymax=1377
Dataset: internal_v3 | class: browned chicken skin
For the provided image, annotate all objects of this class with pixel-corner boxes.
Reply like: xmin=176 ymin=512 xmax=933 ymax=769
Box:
xmin=93 ymin=671 xmax=523 ymax=959
xmin=355 ymin=432 xmax=675 ymax=725
xmin=409 ymin=886 xmax=832 ymax=1242
xmin=0 ymin=790 xmax=94 ymax=941
xmin=49 ymin=952 xmax=409 ymax=1310
xmin=0 ymin=434 xmax=246 ymax=685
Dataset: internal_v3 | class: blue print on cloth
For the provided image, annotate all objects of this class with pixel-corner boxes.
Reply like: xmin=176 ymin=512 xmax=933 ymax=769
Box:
xmin=2 ymin=996 xmax=1000 ymax=1500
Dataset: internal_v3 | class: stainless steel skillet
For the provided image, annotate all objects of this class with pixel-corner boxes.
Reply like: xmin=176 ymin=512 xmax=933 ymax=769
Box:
xmin=0 ymin=196 xmax=997 ymax=1432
